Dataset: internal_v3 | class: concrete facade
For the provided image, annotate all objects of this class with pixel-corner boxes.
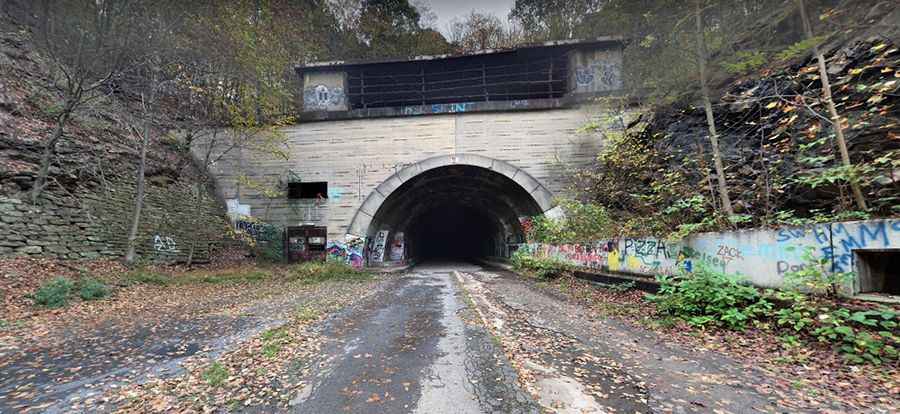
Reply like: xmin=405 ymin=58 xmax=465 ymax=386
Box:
xmin=203 ymin=105 xmax=614 ymax=240
xmin=198 ymin=40 xmax=632 ymax=265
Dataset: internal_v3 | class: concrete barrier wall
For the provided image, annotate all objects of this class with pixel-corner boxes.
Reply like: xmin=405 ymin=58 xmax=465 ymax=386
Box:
xmin=519 ymin=219 xmax=900 ymax=292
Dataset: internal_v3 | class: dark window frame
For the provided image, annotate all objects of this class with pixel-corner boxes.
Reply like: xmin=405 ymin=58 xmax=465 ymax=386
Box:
xmin=288 ymin=182 xmax=328 ymax=199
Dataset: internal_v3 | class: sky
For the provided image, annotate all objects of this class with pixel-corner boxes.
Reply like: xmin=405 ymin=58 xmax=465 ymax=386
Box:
xmin=420 ymin=0 xmax=517 ymax=34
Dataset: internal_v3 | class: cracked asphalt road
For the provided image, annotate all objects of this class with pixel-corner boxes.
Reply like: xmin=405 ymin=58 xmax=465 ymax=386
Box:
xmin=289 ymin=262 xmax=539 ymax=414
xmin=2 ymin=262 xmax=795 ymax=413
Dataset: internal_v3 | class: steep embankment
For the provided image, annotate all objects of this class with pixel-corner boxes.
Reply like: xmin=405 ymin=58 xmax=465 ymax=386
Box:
xmin=0 ymin=14 xmax=231 ymax=262
xmin=588 ymin=7 xmax=899 ymax=232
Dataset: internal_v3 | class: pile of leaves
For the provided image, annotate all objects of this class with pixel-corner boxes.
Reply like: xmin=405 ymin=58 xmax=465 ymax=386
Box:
xmin=543 ymin=274 xmax=899 ymax=410
xmin=107 ymin=274 xmax=382 ymax=413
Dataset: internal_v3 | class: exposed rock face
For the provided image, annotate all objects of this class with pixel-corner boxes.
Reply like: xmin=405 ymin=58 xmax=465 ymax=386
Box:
xmin=643 ymin=39 xmax=899 ymax=218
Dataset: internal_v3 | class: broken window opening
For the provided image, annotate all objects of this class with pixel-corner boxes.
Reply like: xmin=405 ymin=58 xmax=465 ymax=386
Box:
xmin=288 ymin=182 xmax=328 ymax=199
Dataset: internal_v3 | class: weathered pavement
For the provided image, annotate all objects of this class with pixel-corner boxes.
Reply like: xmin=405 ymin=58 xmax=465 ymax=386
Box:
xmin=0 ymin=263 xmax=796 ymax=413
xmin=290 ymin=262 xmax=787 ymax=413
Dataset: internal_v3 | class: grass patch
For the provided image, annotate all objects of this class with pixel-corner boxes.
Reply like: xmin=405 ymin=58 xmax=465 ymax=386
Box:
xmin=125 ymin=269 xmax=273 ymax=287
xmin=125 ymin=270 xmax=172 ymax=286
xmin=198 ymin=270 xmax=270 ymax=285
xmin=289 ymin=262 xmax=371 ymax=285
xmin=295 ymin=305 xmax=320 ymax=322
xmin=31 ymin=277 xmax=75 ymax=308
xmin=202 ymin=362 xmax=229 ymax=387
xmin=78 ymin=278 xmax=111 ymax=300
xmin=260 ymin=327 xmax=290 ymax=359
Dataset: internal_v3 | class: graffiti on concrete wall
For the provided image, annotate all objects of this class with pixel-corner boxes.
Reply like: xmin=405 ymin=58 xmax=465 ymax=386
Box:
xmin=575 ymin=62 xmax=622 ymax=91
xmin=327 ymin=186 xmax=345 ymax=200
xmin=327 ymin=235 xmax=366 ymax=268
xmin=521 ymin=219 xmax=900 ymax=290
xmin=153 ymin=235 xmax=178 ymax=252
xmin=235 ymin=219 xmax=265 ymax=240
xmin=303 ymin=84 xmax=345 ymax=110
xmin=401 ymin=102 xmax=475 ymax=116
xmin=389 ymin=232 xmax=405 ymax=262
xmin=371 ymin=230 xmax=389 ymax=263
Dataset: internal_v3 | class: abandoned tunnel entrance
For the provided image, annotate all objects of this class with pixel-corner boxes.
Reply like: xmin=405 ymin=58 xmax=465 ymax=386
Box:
xmin=364 ymin=163 xmax=546 ymax=262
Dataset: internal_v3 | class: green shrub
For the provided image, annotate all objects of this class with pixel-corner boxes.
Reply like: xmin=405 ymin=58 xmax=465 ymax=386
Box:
xmin=78 ymin=278 xmax=111 ymax=301
xmin=783 ymin=246 xmax=854 ymax=297
xmin=32 ymin=277 xmax=75 ymax=308
xmin=650 ymin=267 xmax=771 ymax=330
xmin=510 ymin=250 xmax=573 ymax=279
xmin=777 ymin=299 xmax=898 ymax=364
xmin=524 ymin=199 xmax=613 ymax=244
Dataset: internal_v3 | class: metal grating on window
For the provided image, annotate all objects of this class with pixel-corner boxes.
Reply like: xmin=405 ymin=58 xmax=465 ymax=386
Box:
xmin=345 ymin=51 xmax=570 ymax=110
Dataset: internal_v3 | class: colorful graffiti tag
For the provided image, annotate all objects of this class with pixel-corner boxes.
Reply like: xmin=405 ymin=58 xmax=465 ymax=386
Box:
xmin=371 ymin=230 xmax=389 ymax=263
xmin=520 ymin=219 xmax=900 ymax=290
xmin=326 ymin=235 xmax=366 ymax=268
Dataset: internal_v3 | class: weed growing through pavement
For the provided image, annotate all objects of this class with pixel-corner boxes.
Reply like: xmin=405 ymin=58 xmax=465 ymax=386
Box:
xmin=202 ymin=362 xmax=229 ymax=387
xmin=261 ymin=327 xmax=290 ymax=358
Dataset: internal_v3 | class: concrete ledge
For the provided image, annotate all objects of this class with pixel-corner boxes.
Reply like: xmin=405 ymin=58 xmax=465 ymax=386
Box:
xmin=478 ymin=258 xmax=660 ymax=294
xmin=572 ymin=270 xmax=660 ymax=293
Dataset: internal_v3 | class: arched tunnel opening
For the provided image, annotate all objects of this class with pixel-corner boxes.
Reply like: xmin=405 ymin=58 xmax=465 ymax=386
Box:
xmin=367 ymin=165 xmax=544 ymax=263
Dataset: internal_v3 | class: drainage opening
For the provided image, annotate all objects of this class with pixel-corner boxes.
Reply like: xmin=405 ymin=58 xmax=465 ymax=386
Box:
xmin=856 ymin=249 xmax=900 ymax=295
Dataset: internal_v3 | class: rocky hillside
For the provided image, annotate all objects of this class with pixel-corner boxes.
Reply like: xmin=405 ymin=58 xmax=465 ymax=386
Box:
xmin=586 ymin=38 xmax=899 ymax=233
xmin=0 ymin=13 xmax=233 ymax=263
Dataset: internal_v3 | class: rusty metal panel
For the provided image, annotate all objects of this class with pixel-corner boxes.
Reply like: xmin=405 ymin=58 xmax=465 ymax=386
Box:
xmin=286 ymin=225 xmax=327 ymax=263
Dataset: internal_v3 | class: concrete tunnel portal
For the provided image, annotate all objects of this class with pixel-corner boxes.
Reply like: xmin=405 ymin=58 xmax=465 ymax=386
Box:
xmin=349 ymin=155 xmax=554 ymax=263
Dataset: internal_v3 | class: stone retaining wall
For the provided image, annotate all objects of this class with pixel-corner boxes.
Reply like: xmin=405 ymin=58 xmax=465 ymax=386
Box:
xmin=0 ymin=179 xmax=233 ymax=262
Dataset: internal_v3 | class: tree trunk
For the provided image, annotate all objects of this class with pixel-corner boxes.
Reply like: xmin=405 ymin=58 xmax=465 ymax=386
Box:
xmin=125 ymin=61 xmax=158 ymax=264
xmin=30 ymin=110 xmax=70 ymax=204
xmin=695 ymin=0 xmax=734 ymax=216
xmin=124 ymin=119 xmax=150 ymax=265
xmin=796 ymin=0 xmax=867 ymax=211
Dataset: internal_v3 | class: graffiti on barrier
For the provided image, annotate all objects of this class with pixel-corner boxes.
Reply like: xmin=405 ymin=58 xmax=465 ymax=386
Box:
xmin=153 ymin=235 xmax=177 ymax=252
xmin=390 ymin=232 xmax=405 ymax=262
xmin=519 ymin=219 xmax=900 ymax=290
xmin=327 ymin=235 xmax=366 ymax=268
xmin=303 ymin=84 xmax=345 ymax=110
xmin=371 ymin=230 xmax=389 ymax=263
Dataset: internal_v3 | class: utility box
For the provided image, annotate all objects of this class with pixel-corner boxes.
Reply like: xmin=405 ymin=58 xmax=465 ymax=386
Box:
xmin=285 ymin=225 xmax=327 ymax=263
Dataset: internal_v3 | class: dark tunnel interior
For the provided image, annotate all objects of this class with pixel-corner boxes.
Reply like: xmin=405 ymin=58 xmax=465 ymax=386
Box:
xmin=407 ymin=204 xmax=502 ymax=260
xmin=367 ymin=165 xmax=543 ymax=263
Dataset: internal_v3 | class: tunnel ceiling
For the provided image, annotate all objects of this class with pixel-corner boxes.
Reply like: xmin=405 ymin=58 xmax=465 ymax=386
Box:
xmin=368 ymin=165 xmax=543 ymax=259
